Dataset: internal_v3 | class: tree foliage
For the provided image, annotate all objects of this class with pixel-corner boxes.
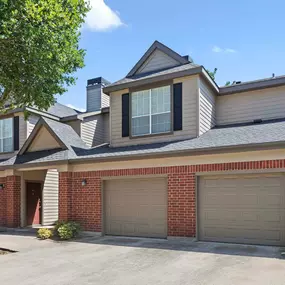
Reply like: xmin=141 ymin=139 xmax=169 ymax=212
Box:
xmin=207 ymin=68 xmax=217 ymax=81
xmin=0 ymin=0 xmax=90 ymax=111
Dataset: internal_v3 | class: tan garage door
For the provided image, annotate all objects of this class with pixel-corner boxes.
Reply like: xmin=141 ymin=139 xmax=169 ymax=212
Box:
xmin=199 ymin=174 xmax=285 ymax=246
xmin=104 ymin=177 xmax=167 ymax=238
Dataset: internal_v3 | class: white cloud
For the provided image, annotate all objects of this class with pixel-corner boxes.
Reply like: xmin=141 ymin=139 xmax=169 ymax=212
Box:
xmin=84 ymin=0 xmax=124 ymax=31
xmin=212 ymin=46 xmax=223 ymax=53
xmin=225 ymin=48 xmax=237 ymax=53
xmin=212 ymin=46 xmax=237 ymax=53
xmin=66 ymin=104 xmax=86 ymax=112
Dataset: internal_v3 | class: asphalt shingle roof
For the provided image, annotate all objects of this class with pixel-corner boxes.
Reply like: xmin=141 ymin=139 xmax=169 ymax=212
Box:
xmin=70 ymin=118 xmax=285 ymax=160
xmin=1 ymin=118 xmax=285 ymax=168
xmin=41 ymin=117 xmax=88 ymax=151
xmin=0 ymin=117 xmax=87 ymax=167
xmin=45 ymin=102 xmax=82 ymax=118
xmin=106 ymin=63 xmax=200 ymax=88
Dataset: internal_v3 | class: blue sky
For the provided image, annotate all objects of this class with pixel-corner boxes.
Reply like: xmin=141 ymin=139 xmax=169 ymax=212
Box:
xmin=60 ymin=0 xmax=285 ymax=111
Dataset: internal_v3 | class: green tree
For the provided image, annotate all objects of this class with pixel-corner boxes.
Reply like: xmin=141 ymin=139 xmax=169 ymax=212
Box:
xmin=207 ymin=68 xmax=217 ymax=81
xmin=0 ymin=0 xmax=90 ymax=112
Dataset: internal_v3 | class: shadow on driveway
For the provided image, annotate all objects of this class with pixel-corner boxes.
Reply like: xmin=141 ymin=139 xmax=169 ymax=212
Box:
xmin=0 ymin=230 xmax=283 ymax=260
xmin=71 ymin=235 xmax=284 ymax=260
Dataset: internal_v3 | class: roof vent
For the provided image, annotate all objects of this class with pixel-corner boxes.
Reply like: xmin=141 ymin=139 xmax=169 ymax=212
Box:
xmin=182 ymin=55 xmax=193 ymax=63
xmin=253 ymin=119 xmax=263 ymax=124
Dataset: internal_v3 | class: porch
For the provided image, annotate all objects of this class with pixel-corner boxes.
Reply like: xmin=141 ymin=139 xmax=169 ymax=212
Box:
xmin=0 ymin=168 xmax=59 ymax=228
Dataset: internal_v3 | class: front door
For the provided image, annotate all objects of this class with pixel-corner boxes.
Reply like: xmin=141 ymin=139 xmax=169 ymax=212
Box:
xmin=26 ymin=182 xmax=42 ymax=226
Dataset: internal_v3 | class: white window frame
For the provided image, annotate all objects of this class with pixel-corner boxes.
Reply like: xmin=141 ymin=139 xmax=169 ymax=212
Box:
xmin=0 ymin=117 xmax=14 ymax=153
xmin=131 ymin=85 xmax=172 ymax=137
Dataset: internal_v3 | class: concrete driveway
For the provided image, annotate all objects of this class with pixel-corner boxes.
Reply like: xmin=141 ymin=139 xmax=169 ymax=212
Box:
xmin=1 ymin=233 xmax=285 ymax=285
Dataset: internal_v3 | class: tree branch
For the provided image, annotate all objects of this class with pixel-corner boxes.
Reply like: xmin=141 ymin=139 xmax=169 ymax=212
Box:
xmin=0 ymin=88 xmax=11 ymax=108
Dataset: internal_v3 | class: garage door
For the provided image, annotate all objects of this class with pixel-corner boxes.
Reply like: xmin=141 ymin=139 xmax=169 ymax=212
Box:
xmin=199 ymin=174 xmax=285 ymax=246
xmin=104 ymin=177 xmax=167 ymax=238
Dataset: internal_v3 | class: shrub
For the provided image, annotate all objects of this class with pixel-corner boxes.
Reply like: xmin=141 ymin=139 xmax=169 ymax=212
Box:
xmin=54 ymin=220 xmax=66 ymax=233
xmin=55 ymin=221 xmax=81 ymax=240
xmin=37 ymin=228 xmax=53 ymax=240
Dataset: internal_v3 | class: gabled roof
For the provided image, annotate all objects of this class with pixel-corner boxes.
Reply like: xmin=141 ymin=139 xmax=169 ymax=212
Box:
xmin=19 ymin=117 xmax=88 ymax=155
xmin=126 ymin=41 xmax=191 ymax=77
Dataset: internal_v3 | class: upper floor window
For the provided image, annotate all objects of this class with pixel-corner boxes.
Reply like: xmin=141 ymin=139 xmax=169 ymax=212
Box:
xmin=131 ymin=85 xmax=171 ymax=136
xmin=0 ymin=118 xmax=13 ymax=153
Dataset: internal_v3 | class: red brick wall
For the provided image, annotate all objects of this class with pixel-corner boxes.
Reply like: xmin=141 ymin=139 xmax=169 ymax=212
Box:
xmin=0 ymin=177 xmax=7 ymax=226
xmin=0 ymin=176 xmax=21 ymax=228
xmin=59 ymin=172 xmax=73 ymax=221
xmin=58 ymin=159 xmax=285 ymax=237
xmin=6 ymin=176 xmax=21 ymax=227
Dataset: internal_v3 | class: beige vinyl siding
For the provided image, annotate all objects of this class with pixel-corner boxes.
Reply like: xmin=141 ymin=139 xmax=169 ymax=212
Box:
xmin=102 ymin=93 xmax=110 ymax=108
xmin=217 ymin=85 xmax=285 ymax=125
xmin=136 ymin=49 xmax=180 ymax=75
xmin=103 ymin=113 xmax=110 ymax=143
xmin=0 ymin=113 xmax=27 ymax=160
xmin=199 ymin=78 xmax=216 ymax=135
xmin=42 ymin=169 xmax=59 ymax=226
xmin=66 ymin=120 xmax=81 ymax=136
xmin=110 ymin=75 xmax=199 ymax=147
xmin=27 ymin=114 xmax=39 ymax=136
xmin=27 ymin=126 xmax=60 ymax=152
xmin=19 ymin=113 xmax=27 ymax=149
xmin=81 ymin=114 xmax=107 ymax=147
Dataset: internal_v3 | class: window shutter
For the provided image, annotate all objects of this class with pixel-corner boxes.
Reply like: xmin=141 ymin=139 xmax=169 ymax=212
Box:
xmin=122 ymin=93 xmax=130 ymax=137
xmin=13 ymin=116 xmax=20 ymax=151
xmin=173 ymin=83 xmax=183 ymax=131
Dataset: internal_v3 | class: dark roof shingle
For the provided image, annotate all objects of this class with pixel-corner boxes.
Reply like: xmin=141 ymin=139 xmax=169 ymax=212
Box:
xmin=2 ymin=118 xmax=285 ymax=168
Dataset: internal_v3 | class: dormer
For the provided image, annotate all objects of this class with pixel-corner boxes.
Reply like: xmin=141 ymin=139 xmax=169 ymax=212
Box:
xmin=104 ymin=41 xmax=218 ymax=147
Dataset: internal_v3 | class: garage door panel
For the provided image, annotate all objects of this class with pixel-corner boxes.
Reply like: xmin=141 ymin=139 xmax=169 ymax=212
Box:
xmin=104 ymin=178 xmax=167 ymax=238
xmin=202 ymin=226 xmax=283 ymax=245
xmin=260 ymin=194 xmax=284 ymax=207
xmin=199 ymin=174 xmax=285 ymax=246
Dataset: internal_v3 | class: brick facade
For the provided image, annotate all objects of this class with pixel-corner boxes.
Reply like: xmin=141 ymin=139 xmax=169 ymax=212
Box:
xmin=0 ymin=177 xmax=6 ymax=226
xmin=58 ymin=159 xmax=285 ymax=237
xmin=1 ymin=160 xmax=285 ymax=233
xmin=0 ymin=175 xmax=21 ymax=228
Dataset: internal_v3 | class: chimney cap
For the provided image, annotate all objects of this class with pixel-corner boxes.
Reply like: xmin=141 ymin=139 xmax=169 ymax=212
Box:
xmin=87 ymin=77 xmax=111 ymax=87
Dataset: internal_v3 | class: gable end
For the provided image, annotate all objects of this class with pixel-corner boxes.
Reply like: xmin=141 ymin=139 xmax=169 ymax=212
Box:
xmin=127 ymin=41 xmax=189 ymax=77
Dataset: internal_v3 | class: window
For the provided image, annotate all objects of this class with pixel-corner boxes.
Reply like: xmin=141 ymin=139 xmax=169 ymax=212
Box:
xmin=131 ymin=85 xmax=171 ymax=136
xmin=0 ymin=118 xmax=13 ymax=153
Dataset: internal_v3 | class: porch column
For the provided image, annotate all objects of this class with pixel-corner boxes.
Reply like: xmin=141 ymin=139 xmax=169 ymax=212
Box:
xmin=6 ymin=175 xmax=21 ymax=227
xmin=58 ymin=172 xmax=73 ymax=221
